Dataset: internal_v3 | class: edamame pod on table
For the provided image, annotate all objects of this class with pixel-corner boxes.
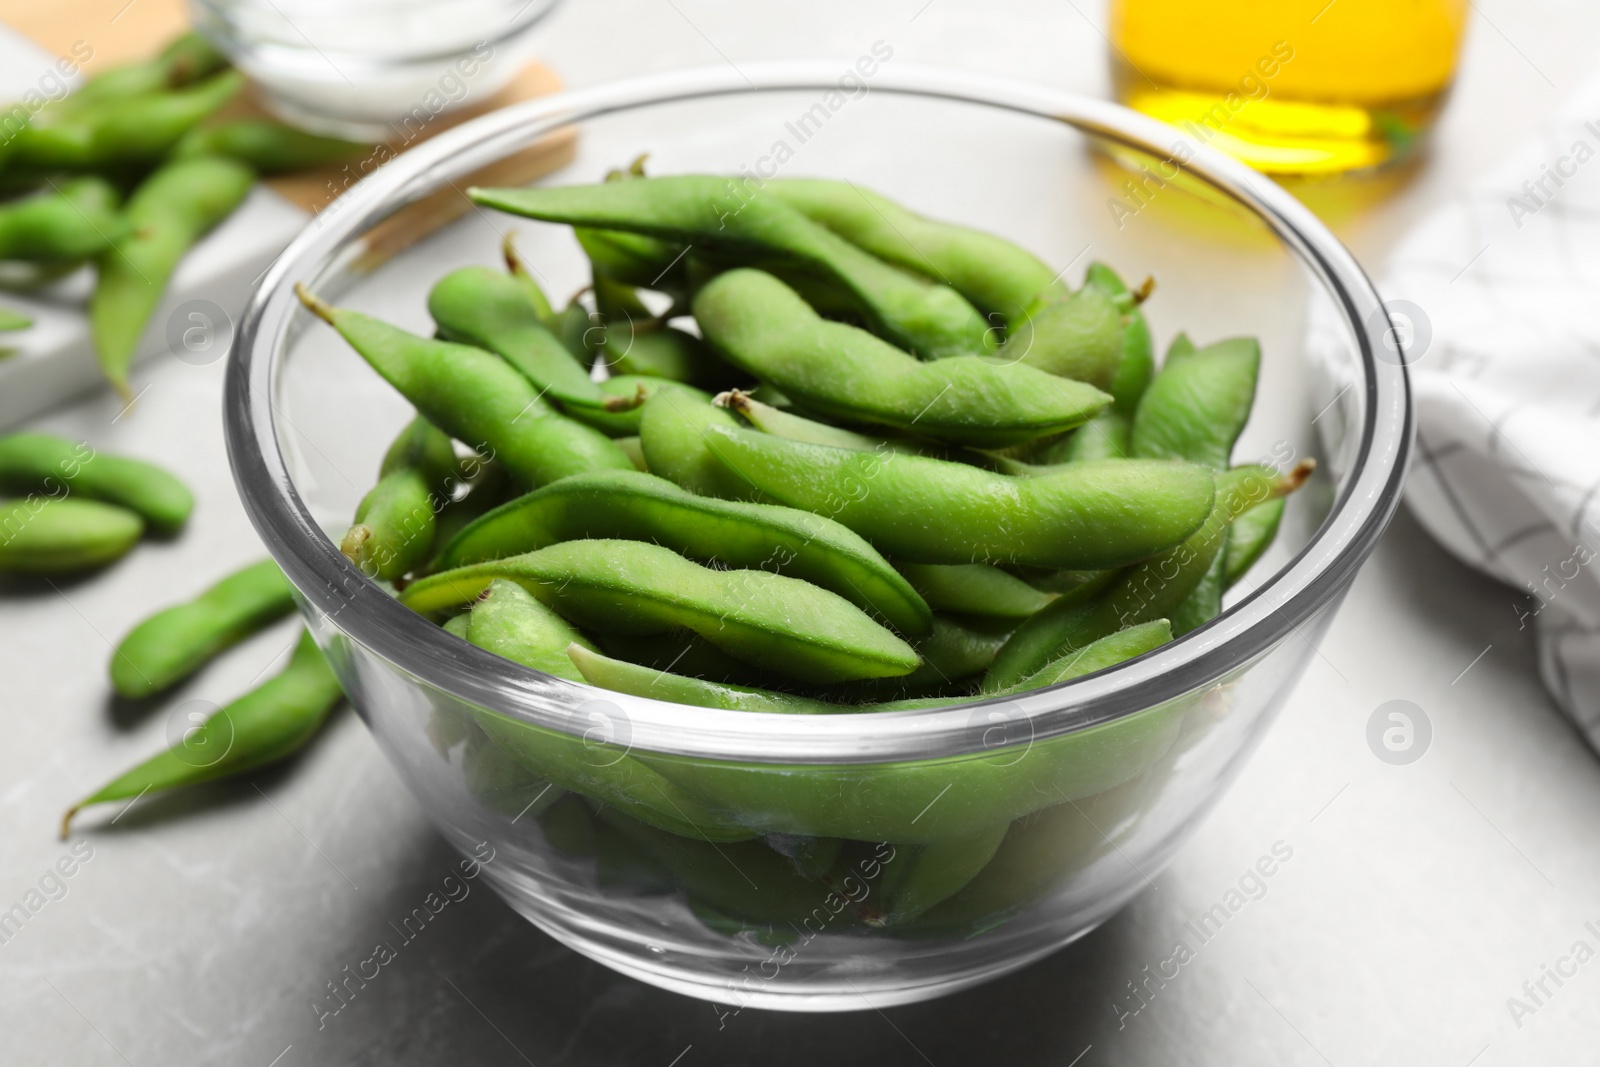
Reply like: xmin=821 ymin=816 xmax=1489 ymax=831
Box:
xmin=468 ymin=175 xmax=996 ymax=359
xmin=765 ymin=177 xmax=1061 ymax=319
xmin=341 ymin=416 xmax=460 ymax=581
xmin=48 ymin=32 xmax=227 ymax=119
xmin=400 ymin=539 xmax=920 ymax=683
xmin=295 ymin=286 xmax=635 ymax=488
xmin=694 ymin=269 xmax=1110 ymax=448
xmin=62 ymin=629 xmax=342 ymax=837
xmin=0 ymin=432 xmax=192 ymax=532
xmin=0 ymin=498 xmax=142 ymax=573
xmin=699 ymin=425 xmax=1217 ymax=569
xmin=17 ymin=71 xmax=244 ymax=171
xmin=92 ymin=156 xmax=255 ymax=398
xmin=0 ymin=307 xmax=30 ymax=330
xmin=173 ymin=119 xmax=369 ymax=172
xmin=0 ymin=178 xmax=127 ymax=263
xmin=110 ymin=559 xmax=297 ymax=699
xmin=434 ymin=468 xmax=931 ymax=636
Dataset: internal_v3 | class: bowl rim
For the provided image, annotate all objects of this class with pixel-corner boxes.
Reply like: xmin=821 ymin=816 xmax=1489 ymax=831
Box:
xmin=224 ymin=62 xmax=1412 ymax=765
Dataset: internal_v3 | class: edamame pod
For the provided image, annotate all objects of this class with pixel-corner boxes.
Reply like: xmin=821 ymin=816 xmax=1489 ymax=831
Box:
xmin=695 ymin=270 xmax=1109 ymax=448
xmin=765 ymin=178 xmax=1060 ymax=318
xmin=983 ymin=463 xmax=1310 ymax=690
xmin=92 ymin=155 xmax=255 ymax=398
xmin=598 ymin=322 xmax=732 ymax=388
xmin=342 ymin=417 xmax=459 ymax=580
xmin=62 ymin=629 xmax=342 ymax=837
xmin=435 ymin=468 xmax=931 ymax=636
xmin=0 ymin=178 xmax=127 ymax=263
xmin=427 ymin=266 xmax=607 ymax=409
xmin=1084 ymin=263 xmax=1154 ymax=415
xmin=0 ymin=432 xmax=192 ymax=532
xmin=568 ymin=644 xmax=843 ymax=714
xmin=700 ymin=425 xmax=1217 ymax=569
xmin=878 ymin=825 xmax=1010 ymax=926
xmin=173 ymin=119 xmax=368 ymax=172
xmin=636 ymin=386 xmax=758 ymax=500
xmin=50 ymin=32 xmax=227 ymax=118
xmin=995 ymin=285 xmax=1124 ymax=390
xmin=400 ymin=539 xmax=920 ymax=683
xmin=1131 ymin=336 xmax=1261 ymax=469
xmin=718 ymin=389 xmax=920 ymax=455
xmin=0 ymin=307 xmax=30 ymax=330
xmin=110 ymin=559 xmax=296 ymax=699
xmin=465 ymin=579 xmax=595 ymax=681
xmin=469 ymin=176 xmax=995 ymax=359
xmin=455 ymin=581 xmax=753 ymax=841
xmin=896 ymin=562 xmax=1055 ymax=619
xmin=18 ymin=71 xmax=244 ymax=170
xmin=0 ymin=497 xmax=142 ymax=573
xmin=1224 ymin=497 xmax=1285 ymax=587
xmin=1049 ymin=409 xmax=1132 ymax=463
xmin=295 ymin=287 xmax=635 ymax=488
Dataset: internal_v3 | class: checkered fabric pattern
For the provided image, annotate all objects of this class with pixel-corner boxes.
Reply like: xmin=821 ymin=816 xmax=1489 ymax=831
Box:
xmin=1380 ymin=80 xmax=1600 ymax=751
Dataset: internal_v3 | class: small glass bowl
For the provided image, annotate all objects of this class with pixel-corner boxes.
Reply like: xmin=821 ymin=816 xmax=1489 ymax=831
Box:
xmin=189 ymin=0 xmax=563 ymax=139
xmin=223 ymin=64 xmax=1410 ymax=1010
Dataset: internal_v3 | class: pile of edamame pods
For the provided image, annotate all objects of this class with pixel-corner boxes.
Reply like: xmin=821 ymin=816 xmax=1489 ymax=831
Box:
xmin=0 ymin=32 xmax=369 ymax=396
xmin=284 ymin=163 xmax=1311 ymax=937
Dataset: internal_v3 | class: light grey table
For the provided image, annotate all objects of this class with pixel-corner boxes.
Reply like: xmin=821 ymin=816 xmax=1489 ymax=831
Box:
xmin=4 ymin=2 xmax=1598 ymax=1064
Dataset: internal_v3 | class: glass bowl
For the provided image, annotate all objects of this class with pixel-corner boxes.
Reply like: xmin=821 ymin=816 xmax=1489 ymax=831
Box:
xmin=223 ymin=63 xmax=1410 ymax=1011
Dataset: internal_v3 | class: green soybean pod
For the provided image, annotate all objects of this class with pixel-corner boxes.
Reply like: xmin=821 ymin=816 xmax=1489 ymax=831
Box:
xmin=700 ymin=425 xmax=1216 ymax=570
xmin=92 ymin=155 xmax=255 ymax=398
xmin=983 ymin=463 xmax=1309 ymax=690
xmin=896 ymin=562 xmax=1055 ymax=619
xmin=1224 ymin=497 xmax=1286 ymax=587
xmin=878 ymin=825 xmax=1011 ymax=926
xmin=636 ymin=385 xmax=760 ymax=500
xmin=465 ymin=579 xmax=596 ymax=681
xmin=0 ymin=307 xmax=30 ymax=331
xmin=1050 ymin=409 xmax=1133 ymax=463
xmin=400 ymin=539 xmax=920 ymax=684
xmin=295 ymin=286 xmax=634 ymax=488
xmin=0 ymin=177 xmax=127 ymax=263
xmin=110 ymin=559 xmax=297 ymax=699
xmin=568 ymin=644 xmax=842 ymax=714
xmin=718 ymin=389 xmax=920 ymax=456
xmin=468 ymin=176 xmax=995 ymax=360
xmin=17 ymin=71 xmax=244 ymax=170
xmin=0 ymin=433 xmax=193 ymax=532
xmin=51 ymin=32 xmax=228 ymax=118
xmin=1131 ymin=336 xmax=1261 ymax=470
xmin=765 ymin=178 xmax=1061 ymax=319
xmin=434 ymin=468 xmax=931 ymax=636
xmin=1084 ymin=262 xmax=1155 ymax=416
xmin=994 ymin=285 xmax=1124 ymax=390
xmin=695 ymin=270 xmax=1109 ymax=448
xmin=342 ymin=417 xmax=459 ymax=581
xmin=0 ymin=497 xmax=142 ymax=573
xmin=63 ymin=629 xmax=342 ymax=837
xmin=427 ymin=266 xmax=607 ymax=409
xmin=173 ymin=119 xmax=369 ymax=172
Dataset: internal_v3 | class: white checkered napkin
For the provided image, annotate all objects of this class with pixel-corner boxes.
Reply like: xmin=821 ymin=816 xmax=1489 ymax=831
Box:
xmin=1373 ymin=75 xmax=1600 ymax=749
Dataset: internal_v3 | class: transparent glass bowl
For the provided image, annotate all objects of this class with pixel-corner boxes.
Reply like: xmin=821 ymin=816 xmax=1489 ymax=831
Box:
xmin=223 ymin=64 xmax=1410 ymax=1011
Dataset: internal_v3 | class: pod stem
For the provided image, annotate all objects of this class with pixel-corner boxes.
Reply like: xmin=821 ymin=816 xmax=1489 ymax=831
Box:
xmin=294 ymin=282 xmax=336 ymax=325
xmin=59 ymin=805 xmax=81 ymax=840
xmin=1131 ymin=275 xmax=1156 ymax=305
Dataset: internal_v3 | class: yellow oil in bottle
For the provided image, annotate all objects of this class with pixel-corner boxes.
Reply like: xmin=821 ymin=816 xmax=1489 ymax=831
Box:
xmin=1109 ymin=0 xmax=1467 ymax=174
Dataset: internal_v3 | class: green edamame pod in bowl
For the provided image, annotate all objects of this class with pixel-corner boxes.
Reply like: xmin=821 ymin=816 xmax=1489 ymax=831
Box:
xmin=110 ymin=559 xmax=297 ymax=699
xmin=0 ymin=433 xmax=192 ymax=533
xmin=341 ymin=417 xmax=460 ymax=581
xmin=694 ymin=269 xmax=1110 ymax=448
xmin=469 ymin=175 xmax=995 ymax=359
xmin=434 ymin=468 xmax=931 ymax=636
xmin=296 ymin=286 xmax=634 ymax=488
